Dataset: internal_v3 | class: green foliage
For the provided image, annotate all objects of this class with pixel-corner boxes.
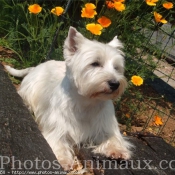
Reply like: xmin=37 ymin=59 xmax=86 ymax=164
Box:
xmin=0 ymin=0 xmax=173 ymax=67
xmin=0 ymin=0 xmax=67 ymax=67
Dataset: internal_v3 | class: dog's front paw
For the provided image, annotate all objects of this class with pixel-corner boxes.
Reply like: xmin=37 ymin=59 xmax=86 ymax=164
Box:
xmin=93 ymin=137 xmax=133 ymax=160
xmin=57 ymin=156 xmax=75 ymax=171
xmin=93 ymin=145 xmax=131 ymax=160
xmin=104 ymin=146 xmax=131 ymax=160
xmin=58 ymin=156 xmax=83 ymax=171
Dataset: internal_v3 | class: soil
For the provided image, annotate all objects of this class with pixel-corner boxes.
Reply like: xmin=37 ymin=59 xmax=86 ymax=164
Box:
xmin=117 ymin=83 xmax=175 ymax=147
xmin=0 ymin=46 xmax=15 ymax=58
xmin=0 ymin=46 xmax=175 ymax=147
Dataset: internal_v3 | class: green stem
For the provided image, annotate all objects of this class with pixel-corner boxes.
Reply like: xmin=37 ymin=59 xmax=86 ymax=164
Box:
xmin=3 ymin=45 xmax=24 ymax=62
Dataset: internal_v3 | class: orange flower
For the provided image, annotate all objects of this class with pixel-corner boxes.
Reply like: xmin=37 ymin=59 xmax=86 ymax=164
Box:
xmin=131 ymin=75 xmax=143 ymax=86
xmin=163 ymin=2 xmax=173 ymax=9
xmin=28 ymin=4 xmax=42 ymax=14
xmin=114 ymin=0 xmax=125 ymax=2
xmin=106 ymin=1 xmax=115 ymax=9
xmin=145 ymin=0 xmax=159 ymax=6
xmin=154 ymin=116 xmax=163 ymax=126
xmin=97 ymin=16 xmax=111 ymax=28
xmin=51 ymin=7 xmax=64 ymax=16
xmin=86 ymin=23 xmax=103 ymax=35
xmin=125 ymin=113 xmax=130 ymax=118
xmin=154 ymin=12 xmax=167 ymax=24
xmin=81 ymin=3 xmax=97 ymax=18
xmin=114 ymin=2 xmax=125 ymax=11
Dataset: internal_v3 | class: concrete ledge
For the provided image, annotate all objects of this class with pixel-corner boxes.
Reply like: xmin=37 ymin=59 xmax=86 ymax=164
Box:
xmin=0 ymin=64 xmax=65 ymax=174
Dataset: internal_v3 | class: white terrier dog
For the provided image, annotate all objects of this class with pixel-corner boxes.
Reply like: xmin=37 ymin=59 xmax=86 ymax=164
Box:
xmin=5 ymin=27 xmax=133 ymax=170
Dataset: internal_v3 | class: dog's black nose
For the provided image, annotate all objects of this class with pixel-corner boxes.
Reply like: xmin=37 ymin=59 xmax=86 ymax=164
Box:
xmin=108 ymin=80 xmax=120 ymax=91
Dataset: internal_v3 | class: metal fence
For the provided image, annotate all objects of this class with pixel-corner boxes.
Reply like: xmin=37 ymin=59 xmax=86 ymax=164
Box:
xmin=142 ymin=24 xmax=175 ymax=145
xmin=117 ymin=22 xmax=175 ymax=146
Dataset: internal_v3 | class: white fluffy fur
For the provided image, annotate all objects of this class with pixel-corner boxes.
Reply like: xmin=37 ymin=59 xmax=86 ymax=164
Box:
xmin=5 ymin=27 xmax=133 ymax=170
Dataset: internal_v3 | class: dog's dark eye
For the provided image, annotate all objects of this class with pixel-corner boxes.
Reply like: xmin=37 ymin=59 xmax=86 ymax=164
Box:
xmin=91 ymin=62 xmax=100 ymax=67
xmin=114 ymin=66 xmax=118 ymax=70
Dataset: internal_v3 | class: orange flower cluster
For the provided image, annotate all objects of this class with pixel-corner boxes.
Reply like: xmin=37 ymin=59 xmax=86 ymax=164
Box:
xmin=145 ymin=1 xmax=174 ymax=24
xmin=86 ymin=18 xmax=111 ymax=35
xmin=106 ymin=0 xmax=126 ymax=12
xmin=146 ymin=0 xmax=174 ymax=9
xmin=86 ymin=16 xmax=111 ymax=35
xmin=81 ymin=3 xmax=112 ymax=35
xmin=28 ymin=4 xmax=64 ymax=17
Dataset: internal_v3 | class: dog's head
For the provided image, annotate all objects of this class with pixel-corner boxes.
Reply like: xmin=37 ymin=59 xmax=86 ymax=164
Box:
xmin=63 ymin=27 xmax=127 ymax=100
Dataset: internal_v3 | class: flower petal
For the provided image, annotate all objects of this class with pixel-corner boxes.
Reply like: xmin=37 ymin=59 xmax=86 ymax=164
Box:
xmin=97 ymin=16 xmax=111 ymax=28
xmin=81 ymin=3 xmax=97 ymax=18
xmin=160 ymin=19 xmax=168 ymax=24
xmin=114 ymin=2 xmax=125 ymax=12
xmin=163 ymin=2 xmax=173 ymax=10
xmin=154 ymin=12 xmax=167 ymax=24
xmin=86 ymin=23 xmax=103 ymax=35
xmin=28 ymin=4 xmax=42 ymax=14
xmin=85 ymin=3 xmax=96 ymax=10
xmin=154 ymin=116 xmax=163 ymax=126
xmin=81 ymin=8 xmax=97 ymax=18
xmin=114 ymin=0 xmax=125 ymax=2
xmin=106 ymin=1 xmax=115 ymax=9
xmin=51 ymin=7 xmax=64 ymax=16
xmin=145 ymin=0 xmax=159 ymax=6
xmin=131 ymin=75 xmax=143 ymax=86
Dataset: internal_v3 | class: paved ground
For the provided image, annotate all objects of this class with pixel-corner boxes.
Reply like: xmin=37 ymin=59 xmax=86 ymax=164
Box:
xmin=144 ymin=24 xmax=175 ymax=89
xmin=150 ymin=23 xmax=175 ymax=62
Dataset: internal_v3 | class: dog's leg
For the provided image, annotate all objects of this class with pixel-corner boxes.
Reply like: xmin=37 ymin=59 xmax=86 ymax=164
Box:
xmin=92 ymin=111 xmax=133 ymax=159
xmin=43 ymin=129 xmax=75 ymax=171
xmin=54 ymin=143 xmax=74 ymax=170
xmin=47 ymin=139 xmax=75 ymax=170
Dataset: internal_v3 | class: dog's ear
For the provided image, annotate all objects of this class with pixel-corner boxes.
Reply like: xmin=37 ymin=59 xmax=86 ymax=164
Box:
xmin=108 ymin=36 xmax=123 ymax=49
xmin=64 ymin=27 xmax=84 ymax=59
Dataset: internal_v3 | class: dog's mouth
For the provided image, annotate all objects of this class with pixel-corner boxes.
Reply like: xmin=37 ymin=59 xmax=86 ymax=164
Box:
xmin=89 ymin=81 xmax=124 ymax=99
xmin=90 ymin=89 xmax=118 ymax=98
